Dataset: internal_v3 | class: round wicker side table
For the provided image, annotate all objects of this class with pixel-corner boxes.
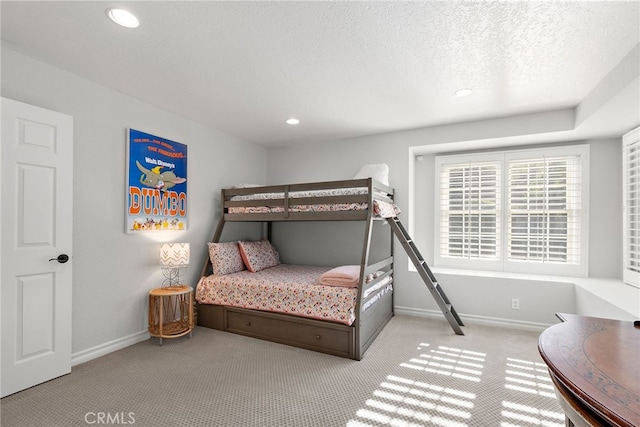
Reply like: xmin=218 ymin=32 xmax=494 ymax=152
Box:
xmin=148 ymin=285 xmax=194 ymax=345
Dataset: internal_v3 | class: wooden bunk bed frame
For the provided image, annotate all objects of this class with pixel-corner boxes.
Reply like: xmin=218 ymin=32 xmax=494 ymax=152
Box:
xmin=196 ymin=178 xmax=394 ymax=360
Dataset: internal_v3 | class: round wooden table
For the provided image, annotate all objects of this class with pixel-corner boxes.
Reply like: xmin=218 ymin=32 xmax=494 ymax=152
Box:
xmin=148 ymin=285 xmax=194 ymax=345
xmin=538 ymin=313 xmax=640 ymax=427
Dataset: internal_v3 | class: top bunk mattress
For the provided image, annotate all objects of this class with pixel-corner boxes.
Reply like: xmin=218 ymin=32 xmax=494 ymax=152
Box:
xmin=224 ymin=179 xmax=400 ymax=219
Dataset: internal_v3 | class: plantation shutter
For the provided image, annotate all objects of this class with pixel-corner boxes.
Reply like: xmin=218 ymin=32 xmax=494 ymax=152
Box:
xmin=623 ymin=127 xmax=640 ymax=287
xmin=438 ymin=161 xmax=501 ymax=260
xmin=507 ymin=155 xmax=582 ymax=265
xmin=435 ymin=145 xmax=587 ymax=275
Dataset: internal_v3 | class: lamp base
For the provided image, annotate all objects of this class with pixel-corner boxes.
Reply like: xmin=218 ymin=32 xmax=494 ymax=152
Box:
xmin=161 ymin=266 xmax=187 ymax=288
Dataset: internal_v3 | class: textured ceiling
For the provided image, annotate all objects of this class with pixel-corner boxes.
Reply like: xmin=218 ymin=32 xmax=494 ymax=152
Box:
xmin=1 ymin=1 xmax=639 ymax=146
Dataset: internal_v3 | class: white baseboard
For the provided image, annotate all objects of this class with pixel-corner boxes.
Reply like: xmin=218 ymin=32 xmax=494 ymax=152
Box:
xmin=71 ymin=330 xmax=150 ymax=367
xmin=70 ymin=310 xmax=548 ymax=366
xmin=394 ymin=306 xmax=551 ymax=332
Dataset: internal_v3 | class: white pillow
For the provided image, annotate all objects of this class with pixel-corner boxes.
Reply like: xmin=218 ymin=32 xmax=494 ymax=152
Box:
xmin=353 ymin=163 xmax=389 ymax=186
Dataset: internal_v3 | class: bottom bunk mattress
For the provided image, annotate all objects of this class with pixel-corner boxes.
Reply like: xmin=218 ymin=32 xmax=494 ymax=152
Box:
xmin=196 ymin=264 xmax=358 ymax=325
xmin=196 ymin=264 xmax=393 ymax=326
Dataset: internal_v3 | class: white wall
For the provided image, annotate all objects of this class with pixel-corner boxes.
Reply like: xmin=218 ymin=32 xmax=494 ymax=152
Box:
xmin=265 ymin=45 xmax=640 ymax=325
xmin=587 ymin=139 xmax=624 ymax=278
xmin=1 ymin=47 xmax=267 ymax=360
xmin=267 ymin=115 xmax=634 ymax=327
xmin=2 ymin=43 xmax=635 ymax=362
xmin=412 ymin=138 xmax=623 ymax=279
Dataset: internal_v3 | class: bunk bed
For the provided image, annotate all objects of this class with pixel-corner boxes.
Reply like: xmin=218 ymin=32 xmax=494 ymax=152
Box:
xmin=195 ymin=176 xmax=397 ymax=360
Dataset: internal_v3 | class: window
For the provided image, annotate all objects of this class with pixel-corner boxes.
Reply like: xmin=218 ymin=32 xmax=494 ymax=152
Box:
xmin=435 ymin=145 xmax=589 ymax=276
xmin=623 ymin=127 xmax=640 ymax=287
xmin=507 ymin=154 xmax=583 ymax=266
xmin=436 ymin=154 xmax=502 ymax=271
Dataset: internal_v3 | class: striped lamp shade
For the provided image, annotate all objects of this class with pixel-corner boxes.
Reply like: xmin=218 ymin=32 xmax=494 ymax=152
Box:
xmin=159 ymin=243 xmax=190 ymax=267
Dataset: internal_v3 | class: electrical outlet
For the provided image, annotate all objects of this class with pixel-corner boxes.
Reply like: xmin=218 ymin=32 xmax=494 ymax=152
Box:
xmin=511 ymin=298 xmax=520 ymax=310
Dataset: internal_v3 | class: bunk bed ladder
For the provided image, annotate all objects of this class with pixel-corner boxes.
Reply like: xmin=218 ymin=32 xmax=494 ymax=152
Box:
xmin=387 ymin=217 xmax=464 ymax=335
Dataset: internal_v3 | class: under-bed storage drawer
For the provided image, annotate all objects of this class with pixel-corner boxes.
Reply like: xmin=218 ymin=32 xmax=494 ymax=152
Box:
xmin=225 ymin=308 xmax=354 ymax=358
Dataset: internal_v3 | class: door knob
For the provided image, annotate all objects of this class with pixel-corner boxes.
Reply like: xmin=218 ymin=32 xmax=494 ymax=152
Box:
xmin=49 ymin=254 xmax=69 ymax=263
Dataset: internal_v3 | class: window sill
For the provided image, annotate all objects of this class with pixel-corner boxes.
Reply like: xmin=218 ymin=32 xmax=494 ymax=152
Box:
xmin=429 ymin=267 xmax=640 ymax=319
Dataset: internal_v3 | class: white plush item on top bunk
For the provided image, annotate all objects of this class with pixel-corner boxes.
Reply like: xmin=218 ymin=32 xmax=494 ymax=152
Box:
xmin=353 ymin=163 xmax=389 ymax=186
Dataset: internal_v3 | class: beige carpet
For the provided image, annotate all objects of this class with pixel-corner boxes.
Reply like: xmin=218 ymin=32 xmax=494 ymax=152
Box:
xmin=0 ymin=315 xmax=564 ymax=427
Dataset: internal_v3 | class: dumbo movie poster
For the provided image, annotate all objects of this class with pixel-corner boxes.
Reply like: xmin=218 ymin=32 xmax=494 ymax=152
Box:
xmin=126 ymin=129 xmax=188 ymax=232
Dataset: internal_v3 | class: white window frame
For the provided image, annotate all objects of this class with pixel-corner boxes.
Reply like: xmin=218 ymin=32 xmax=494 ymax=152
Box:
xmin=434 ymin=153 xmax=503 ymax=271
xmin=434 ymin=145 xmax=589 ymax=277
xmin=623 ymin=127 xmax=640 ymax=288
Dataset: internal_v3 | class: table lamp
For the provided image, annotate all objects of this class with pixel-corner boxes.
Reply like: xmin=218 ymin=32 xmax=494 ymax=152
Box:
xmin=159 ymin=243 xmax=190 ymax=288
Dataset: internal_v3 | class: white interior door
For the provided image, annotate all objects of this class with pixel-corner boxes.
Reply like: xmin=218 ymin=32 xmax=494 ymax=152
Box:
xmin=1 ymin=97 xmax=74 ymax=397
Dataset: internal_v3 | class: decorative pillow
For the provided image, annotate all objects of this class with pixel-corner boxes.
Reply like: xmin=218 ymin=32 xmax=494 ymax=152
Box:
xmin=208 ymin=242 xmax=246 ymax=275
xmin=353 ymin=163 xmax=389 ymax=186
xmin=238 ymin=240 xmax=280 ymax=272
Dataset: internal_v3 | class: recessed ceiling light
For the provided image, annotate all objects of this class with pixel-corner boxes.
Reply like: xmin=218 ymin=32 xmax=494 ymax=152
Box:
xmin=285 ymin=118 xmax=300 ymax=125
xmin=107 ymin=8 xmax=140 ymax=28
xmin=454 ymin=88 xmax=473 ymax=98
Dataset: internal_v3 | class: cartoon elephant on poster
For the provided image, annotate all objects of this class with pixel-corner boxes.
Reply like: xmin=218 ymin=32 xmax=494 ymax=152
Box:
xmin=136 ymin=160 xmax=186 ymax=192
